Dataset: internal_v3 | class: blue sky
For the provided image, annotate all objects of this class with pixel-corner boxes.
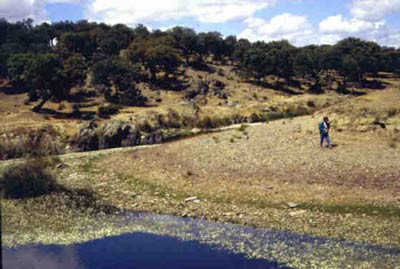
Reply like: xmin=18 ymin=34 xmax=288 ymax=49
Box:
xmin=1 ymin=0 xmax=400 ymax=47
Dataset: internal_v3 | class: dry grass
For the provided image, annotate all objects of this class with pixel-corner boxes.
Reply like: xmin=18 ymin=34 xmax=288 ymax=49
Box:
xmin=0 ymin=125 xmax=66 ymax=160
xmin=74 ymin=111 xmax=400 ymax=245
xmin=1 ymin=70 xmax=400 ymax=246
xmin=0 ymin=66 xmax=346 ymax=142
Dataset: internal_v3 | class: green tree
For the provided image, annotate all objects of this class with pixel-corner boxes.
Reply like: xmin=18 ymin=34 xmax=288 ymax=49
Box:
xmin=25 ymin=53 xmax=65 ymax=111
xmin=62 ymin=53 xmax=88 ymax=86
xmin=340 ymin=55 xmax=360 ymax=81
xmin=127 ymin=36 xmax=181 ymax=81
xmin=293 ymin=46 xmax=318 ymax=78
xmin=241 ymin=42 xmax=270 ymax=82
xmin=224 ymin=35 xmax=237 ymax=64
xmin=169 ymin=26 xmax=198 ymax=64
xmin=198 ymin=32 xmax=225 ymax=61
xmin=334 ymin=37 xmax=381 ymax=81
xmin=57 ymin=32 xmax=97 ymax=58
xmin=98 ymin=24 xmax=135 ymax=55
xmin=7 ymin=53 xmax=34 ymax=84
xmin=93 ymin=57 xmax=146 ymax=106
xmin=233 ymin=38 xmax=251 ymax=62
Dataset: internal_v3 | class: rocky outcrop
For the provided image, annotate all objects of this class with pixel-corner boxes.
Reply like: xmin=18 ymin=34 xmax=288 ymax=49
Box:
xmin=99 ymin=120 xmax=141 ymax=149
xmin=73 ymin=120 xmax=142 ymax=151
xmin=74 ymin=121 xmax=100 ymax=151
xmin=141 ymin=131 xmax=163 ymax=145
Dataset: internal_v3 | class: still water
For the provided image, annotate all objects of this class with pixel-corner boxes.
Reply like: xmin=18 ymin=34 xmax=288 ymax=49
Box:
xmin=4 ymin=212 xmax=400 ymax=269
xmin=4 ymin=232 xmax=294 ymax=269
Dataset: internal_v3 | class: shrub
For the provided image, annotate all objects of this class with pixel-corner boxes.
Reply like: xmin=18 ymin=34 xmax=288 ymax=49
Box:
xmin=181 ymin=114 xmax=199 ymax=128
xmin=387 ymin=108 xmax=399 ymax=118
xmin=58 ymin=102 xmax=66 ymax=110
xmin=155 ymin=110 xmax=182 ymax=129
xmin=0 ymin=126 xmax=64 ymax=160
xmin=308 ymin=80 xmax=324 ymax=94
xmin=306 ymin=100 xmax=316 ymax=108
xmin=1 ymin=161 xmax=58 ymax=199
xmin=388 ymin=129 xmax=400 ymax=148
xmin=238 ymin=124 xmax=248 ymax=132
xmin=97 ymin=104 xmax=120 ymax=118
xmin=283 ymin=104 xmax=310 ymax=117
xmin=137 ymin=119 xmax=154 ymax=133
xmin=197 ymin=116 xmax=218 ymax=129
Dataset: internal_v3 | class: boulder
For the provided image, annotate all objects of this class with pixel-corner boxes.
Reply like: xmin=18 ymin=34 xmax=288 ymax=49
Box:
xmin=74 ymin=121 xmax=100 ymax=151
xmin=142 ymin=131 xmax=163 ymax=145
xmin=211 ymin=79 xmax=225 ymax=90
xmin=73 ymin=120 xmax=141 ymax=151
xmin=99 ymin=120 xmax=141 ymax=149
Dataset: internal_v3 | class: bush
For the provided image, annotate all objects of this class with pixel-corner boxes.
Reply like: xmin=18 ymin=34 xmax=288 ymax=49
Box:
xmin=197 ymin=116 xmax=218 ymax=129
xmin=58 ymin=102 xmax=66 ymax=110
xmin=388 ymin=129 xmax=400 ymax=148
xmin=249 ymin=112 xmax=270 ymax=123
xmin=0 ymin=126 xmax=64 ymax=160
xmin=156 ymin=110 xmax=182 ymax=129
xmin=137 ymin=119 xmax=154 ymax=133
xmin=306 ymin=100 xmax=316 ymax=108
xmin=308 ymin=80 xmax=324 ymax=94
xmin=97 ymin=104 xmax=120 ymax=118
xmin=1 ymin=161 xmax=58 ymax=199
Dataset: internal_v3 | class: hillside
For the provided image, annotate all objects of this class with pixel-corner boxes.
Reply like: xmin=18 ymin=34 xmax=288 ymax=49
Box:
xmin=2 ymin=76 xmax=400 ymax=249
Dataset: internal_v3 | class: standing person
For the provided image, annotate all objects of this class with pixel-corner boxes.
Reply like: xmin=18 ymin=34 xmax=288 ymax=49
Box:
xmin=319 ymin=116 xmax=331 ymax=148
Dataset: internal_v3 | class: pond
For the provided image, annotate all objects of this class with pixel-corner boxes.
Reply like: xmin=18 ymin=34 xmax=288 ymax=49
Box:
xmin=4 ymin=212 xmax=400 ymax=269
xmin=4 ymin=232 xmax=293 ymax=269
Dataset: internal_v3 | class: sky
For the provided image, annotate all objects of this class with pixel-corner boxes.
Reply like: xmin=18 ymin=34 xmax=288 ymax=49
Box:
xmin=1 ymin=0 xmax=400 ymax=47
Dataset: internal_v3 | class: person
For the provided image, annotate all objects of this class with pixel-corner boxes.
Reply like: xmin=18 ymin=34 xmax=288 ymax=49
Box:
xmin=319 ymin=116 xmax=331 ymax=148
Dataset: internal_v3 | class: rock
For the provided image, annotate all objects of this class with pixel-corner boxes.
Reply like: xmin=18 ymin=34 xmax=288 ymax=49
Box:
xmin=73 ymin=120 xmax=100 ymax=151
xmin=289 ymin=210 xmax=306 ymax=217
xmin=287 ymin=202 xmax=300 ymax=208
xmin=98 ymin=120 xmax=141 ymax=149
xmin=142 ymin=131 xmax=163 ymax=145
xmin=227 ymin=100 xmax=238 ymax=107
xmin=185 ymin=196 xmax=199 ymax=202
xmin=73 ymin=120 xmax=142 ymax=151
xmin=190 ymin=128 xmax=201 ymax=134
xmin=56 ymin=163 xmax=69 ymax=170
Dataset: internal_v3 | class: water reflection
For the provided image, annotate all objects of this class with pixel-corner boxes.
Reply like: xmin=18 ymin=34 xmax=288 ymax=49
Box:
xmin=4 ymin=233 xmax=294 ymax=269
xmin=4 ymin=211 xmax=400 ymax=269
xmin=4 ymin=246 xmax=82 ymax=269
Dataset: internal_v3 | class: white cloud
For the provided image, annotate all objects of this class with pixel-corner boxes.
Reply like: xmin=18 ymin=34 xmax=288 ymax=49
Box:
xmin=317 ymin=3 xmax=400 ymax=47
xmin=0 ymin=0 xmax=43 ymax=22
xmin=351 ymin=0 xmax=400 ymax=21
xmin=86 ymin=0 xmax=275 ymax=25
xmin=239 ymin=13 xmax=316 ymax=46
xmin=47 ymin=0 xmax=81 ymax=3
xmin=318 ymin=18 xmax=400 ymax=46
xmin=0 ymin=0 xmax=81 ymax=22
xmin=319 ymin=14 xmax=384 ymax=34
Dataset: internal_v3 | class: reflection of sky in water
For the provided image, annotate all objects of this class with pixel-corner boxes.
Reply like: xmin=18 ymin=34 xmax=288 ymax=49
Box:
xmin=4 ymin=233 xmax=294 ymax=269
xmin=4 ymin=246 xmax=81 ymax=269
xmin=5 ymin=212 xmax=400 ymax=269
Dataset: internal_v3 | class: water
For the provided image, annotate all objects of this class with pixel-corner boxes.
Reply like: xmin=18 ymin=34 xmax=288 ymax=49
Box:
xmin=4 ymin=212 xmax=400 ymax=269
xmin=4 ymin=233 xmax=293 ymax=269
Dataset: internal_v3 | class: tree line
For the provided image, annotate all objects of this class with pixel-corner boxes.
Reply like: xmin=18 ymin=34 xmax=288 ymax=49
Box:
xmin=1 ymin=18 xmax=399 ymax=110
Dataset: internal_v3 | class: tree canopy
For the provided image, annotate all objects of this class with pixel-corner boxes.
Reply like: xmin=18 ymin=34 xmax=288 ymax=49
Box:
xmin=1 ymin=18 xmax=399 ymax=111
